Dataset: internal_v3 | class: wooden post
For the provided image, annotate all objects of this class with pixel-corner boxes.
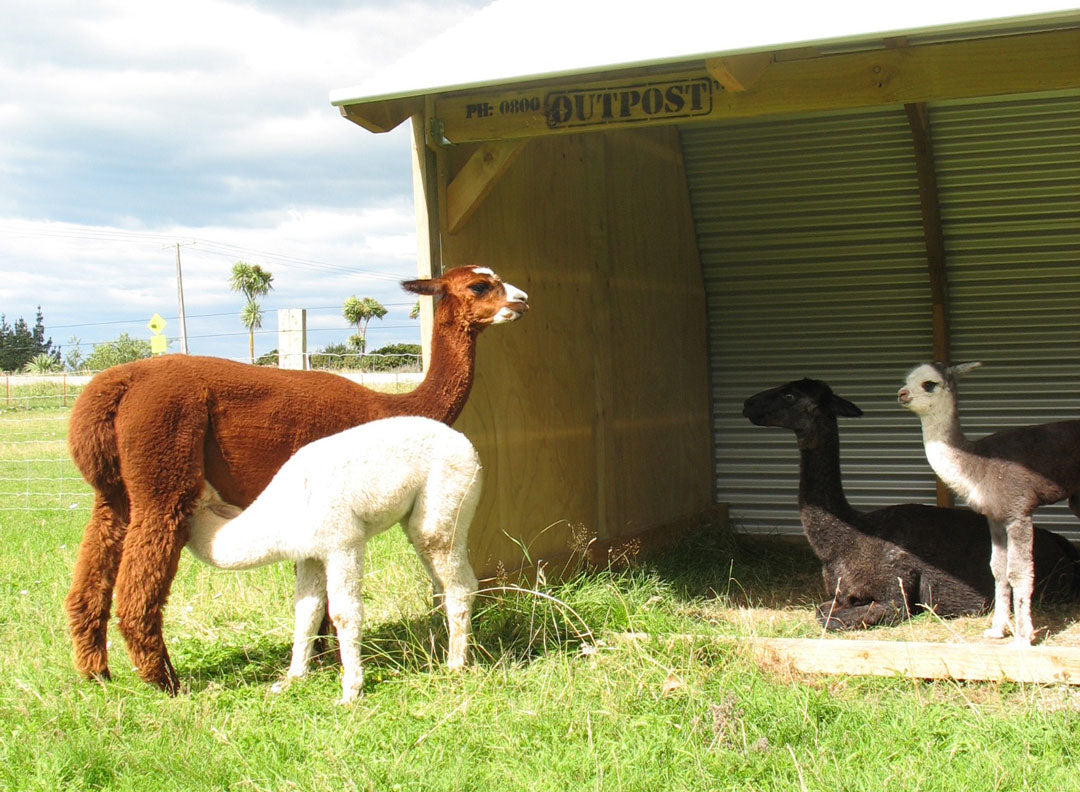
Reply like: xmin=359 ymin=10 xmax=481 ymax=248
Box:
xmin=905 ymin=99 xmax=954 ymax=509
xmin=411 ymin=112 xmax=441 ymax=373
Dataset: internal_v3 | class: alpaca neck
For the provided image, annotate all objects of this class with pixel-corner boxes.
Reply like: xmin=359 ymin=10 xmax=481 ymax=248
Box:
xmin=918 ymin=398 xmax=968 ymax=449
xmin=389 ymin=311 xmax=478 ymax=425
xmin=187 ymin=504 xmax=284 ymax=571
xmin=917 ymin=400 xmax=978 ymax=500
xmin=797 ymin=429 xmax=859 ymax=560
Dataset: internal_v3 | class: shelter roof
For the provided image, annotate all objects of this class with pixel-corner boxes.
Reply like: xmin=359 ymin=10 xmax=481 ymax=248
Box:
xmin=330 ymin=0 xmax=1080 ymax=107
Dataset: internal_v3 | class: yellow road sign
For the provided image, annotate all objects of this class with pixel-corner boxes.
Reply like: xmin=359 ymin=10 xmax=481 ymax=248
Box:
xmin=148 ymin=313 xmax=167 ymax=334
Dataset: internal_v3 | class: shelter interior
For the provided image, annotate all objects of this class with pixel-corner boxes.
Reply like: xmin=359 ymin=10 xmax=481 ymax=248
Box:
xmin=333 ymin=19 xmax=1080 ymax=579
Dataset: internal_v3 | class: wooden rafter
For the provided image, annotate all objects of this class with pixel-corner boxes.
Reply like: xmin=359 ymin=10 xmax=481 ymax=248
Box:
xmin=706 ymin=51 xmax=773 ymax=92
xmin=339 ymin=97 xmax=422 ymax=134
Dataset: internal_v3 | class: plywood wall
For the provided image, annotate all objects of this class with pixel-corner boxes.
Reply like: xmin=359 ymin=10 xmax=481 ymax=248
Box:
xmin=437 ymin=125 xmax=712 ymax=580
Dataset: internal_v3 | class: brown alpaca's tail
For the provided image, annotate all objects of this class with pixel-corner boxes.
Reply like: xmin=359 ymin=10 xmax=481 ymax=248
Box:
xmin=68 ymin=367 xmax=132 ymax=500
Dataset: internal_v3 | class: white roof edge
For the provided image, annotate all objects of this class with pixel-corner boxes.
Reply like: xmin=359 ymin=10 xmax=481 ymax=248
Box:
xmin=330 ymin=3 xmax=1080 ymax=108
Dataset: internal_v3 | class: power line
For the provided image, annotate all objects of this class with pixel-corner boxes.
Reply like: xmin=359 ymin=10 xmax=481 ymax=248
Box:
xmin=45 ymin=303 xmax=419 ymax=331
xmin=0 ymin=222 xmax=412 ymax=282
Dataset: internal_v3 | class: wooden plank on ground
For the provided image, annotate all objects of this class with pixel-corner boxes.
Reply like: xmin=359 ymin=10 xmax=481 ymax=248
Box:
xmin=614 ymin=633 xmax=1080 ymax=684
xmin=750 ymin=638 xmax=1080 ymax=685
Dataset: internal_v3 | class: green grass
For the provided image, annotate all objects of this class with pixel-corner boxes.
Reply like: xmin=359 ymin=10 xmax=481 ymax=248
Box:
xmin=1 ymin=401 xmax=1078 ymax=791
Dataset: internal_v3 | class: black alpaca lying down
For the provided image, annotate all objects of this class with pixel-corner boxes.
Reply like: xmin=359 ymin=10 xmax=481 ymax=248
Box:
xmin=742 ymin=378 xmax=1080 ymax=630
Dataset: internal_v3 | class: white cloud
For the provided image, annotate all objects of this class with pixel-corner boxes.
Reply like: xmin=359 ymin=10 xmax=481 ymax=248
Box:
xmin=0 ymin=0 xmax=489 ymax=361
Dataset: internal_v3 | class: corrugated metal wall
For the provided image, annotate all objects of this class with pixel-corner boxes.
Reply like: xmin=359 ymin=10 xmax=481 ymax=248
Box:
xmin=680 ymin=92 xmax=1080 ymax=542
xmin=933 ymin=91 xmax=1080 ymax=540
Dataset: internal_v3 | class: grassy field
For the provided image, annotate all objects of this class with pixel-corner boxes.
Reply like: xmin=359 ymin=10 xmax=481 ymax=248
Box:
xmin=0 ymin=383 xmax=1078 ymax=791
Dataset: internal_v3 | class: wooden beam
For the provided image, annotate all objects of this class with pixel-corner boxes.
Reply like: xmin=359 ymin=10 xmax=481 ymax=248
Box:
xmin=905 ymin=101 xmax=950 ymax=362
xmin=615 ymin=633 xmax=1080 ymax=685
xmin=446 ymin=141 xmax=526 ymax=234
xmin=339 ymin=97 xmax=421 ymax=134
xmin=749 ymin=637 xmax=1080 ymax=685
xmin=410 ymin=114 xmax=439 ymax=373
xmin=706 ymin=52 xmax=773 ymax=92
xmin=434 ymin=28 xmax=1080 ymax=144
xmin=904 ymin=100 xmax=954 ymax=509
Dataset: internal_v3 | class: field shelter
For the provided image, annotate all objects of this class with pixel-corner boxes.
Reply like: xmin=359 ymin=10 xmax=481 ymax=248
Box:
xmin=329 ymin=1 xmax=1080 ymax=580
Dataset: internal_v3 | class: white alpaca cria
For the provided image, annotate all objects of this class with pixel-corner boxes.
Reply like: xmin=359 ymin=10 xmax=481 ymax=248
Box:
xmin=899 ymin=362 xmax=1080 ymax=645
xmin=185 ymin=415 xmax=482 ymax=703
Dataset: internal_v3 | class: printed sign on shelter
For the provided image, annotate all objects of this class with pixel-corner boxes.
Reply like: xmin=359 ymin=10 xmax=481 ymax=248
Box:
xmin=438 ymin=70 xmax=718 ymax=144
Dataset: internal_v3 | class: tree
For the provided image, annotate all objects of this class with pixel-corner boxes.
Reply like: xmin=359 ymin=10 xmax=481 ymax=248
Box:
xmin=64 ymin=336 xmax=85 ymax=373
xmin=0 ymin=306 xmax=58 ymax=372
xmin=309 ymin=342 xmax=356 ymax=370
xmin=84 ymin=332 xmax=152 ymax=372
xmin=22 ymin=353 xmax=61 ymax=373
xmin=229 ymin=261 xmax=274 ymax=364
xmin=255 ymin=348 xmax=279 ymax=367
xmin=342 ymin=296 xmax=387 ymax=355
xmin=366 ymin=343 xmax=422 ymax=371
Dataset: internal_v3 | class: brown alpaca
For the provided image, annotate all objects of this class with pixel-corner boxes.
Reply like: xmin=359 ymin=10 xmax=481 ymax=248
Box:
xmin=65 ymin=265 xmax=528 ymax=693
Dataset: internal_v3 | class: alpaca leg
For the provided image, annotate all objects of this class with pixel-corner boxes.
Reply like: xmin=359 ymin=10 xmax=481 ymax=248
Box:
xmin=429 ymin=549 xmax=478 ymax=670
xmin=287 ymin=558 xmax=328 ymax=679
xmin=816 ymin=601 xmax=902 ymax=630
xmin=404 ymin=477 xmax=481 ymax=670
xmin=324 ymin=548 xmax=365 ymax=704
xmin=414 ymin=510 xmax=479 ymax=670
xmin=113 ymin=510 xmax=190 ymax=694
xmin=984 ymin=520 xmax=1013 ymax=639
xmin=65 ymin=492 xmax=128 ymax=681
xmin=271 ymin=559 xmax=327 ymax=695
xmin=1006 ymin=516 xmax=1036 ymax=646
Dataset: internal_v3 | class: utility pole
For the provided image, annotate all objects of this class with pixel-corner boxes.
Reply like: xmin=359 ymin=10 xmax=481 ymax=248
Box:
xmin=173 ymin=242 xmax=191 ymax=354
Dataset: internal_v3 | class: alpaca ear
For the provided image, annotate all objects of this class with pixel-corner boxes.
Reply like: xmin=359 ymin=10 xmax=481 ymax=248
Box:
xmin=401 ymin=277 xmax=445 ymax=297
xmin=832 ymin=396 xmax=863 ymax=418
xmin=947 ymin=361 xmax=982 ymax=377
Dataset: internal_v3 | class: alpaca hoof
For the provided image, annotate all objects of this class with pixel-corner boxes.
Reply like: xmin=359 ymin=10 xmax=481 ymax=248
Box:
xmin=1009 ymin=632 xmax=1035 ymax=648
xmin=982 ymin=626 xmax=1008 ymax=639
xmin=82 ymin=665 xmax=111 ymax=682
xmin=270 ymin=679 xmax=290 ymax=695
xmin=336 ymin=691 xmax=360 ymax=706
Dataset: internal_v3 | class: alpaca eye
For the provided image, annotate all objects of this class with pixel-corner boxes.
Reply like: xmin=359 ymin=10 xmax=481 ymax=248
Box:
xmin=922 ymin=381 xmax=938 ymax=393
xmin=468 ymin=282 xmax=491 ymax=296
xmin=782 ymin=392 xmax=796 ymax=403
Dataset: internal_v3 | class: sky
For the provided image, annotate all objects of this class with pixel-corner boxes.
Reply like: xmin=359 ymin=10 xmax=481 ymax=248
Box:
xmin=0 ymin=0 xmax=488 ymax=363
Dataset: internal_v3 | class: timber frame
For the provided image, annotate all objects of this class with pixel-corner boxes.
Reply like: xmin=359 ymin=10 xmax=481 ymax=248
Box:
xmin=335 ymin=19 xmax=1080 ymax=579
xmin=344 ymin=23 xmax=1080 ymax=400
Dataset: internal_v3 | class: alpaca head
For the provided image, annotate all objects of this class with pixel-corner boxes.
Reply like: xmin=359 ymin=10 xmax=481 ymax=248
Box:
xmin=402 ymin=265 xmax=529 ymax=330
xmin=743 ymin=378 xmax=862 ymax=447
xmin=897 ymin=361 xmax=981 ymax=419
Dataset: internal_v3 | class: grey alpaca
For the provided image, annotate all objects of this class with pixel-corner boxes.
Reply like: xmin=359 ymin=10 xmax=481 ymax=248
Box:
xmin=899 ymin=362 xmax=1080 ymax=644
xmin=744 ymin=378 xmax=1079 ymax=630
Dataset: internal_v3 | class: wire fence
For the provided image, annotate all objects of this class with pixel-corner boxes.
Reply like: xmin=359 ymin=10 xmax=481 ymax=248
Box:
xmin=0 ymin=357 xmax=424 ymax=513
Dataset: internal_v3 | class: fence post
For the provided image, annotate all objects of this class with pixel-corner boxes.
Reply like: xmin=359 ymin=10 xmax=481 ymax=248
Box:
xmin=277 ymin=308 xmax=307 ymax=370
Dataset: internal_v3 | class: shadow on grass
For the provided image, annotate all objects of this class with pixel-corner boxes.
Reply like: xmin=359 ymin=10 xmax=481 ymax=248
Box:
xmin=180 ymin=593 xmax=592 ymax=694
xmin=643 ymin=516 xmax=1080 ymax=641
xmin=639 ymin=518 xmax=826 ymax=609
